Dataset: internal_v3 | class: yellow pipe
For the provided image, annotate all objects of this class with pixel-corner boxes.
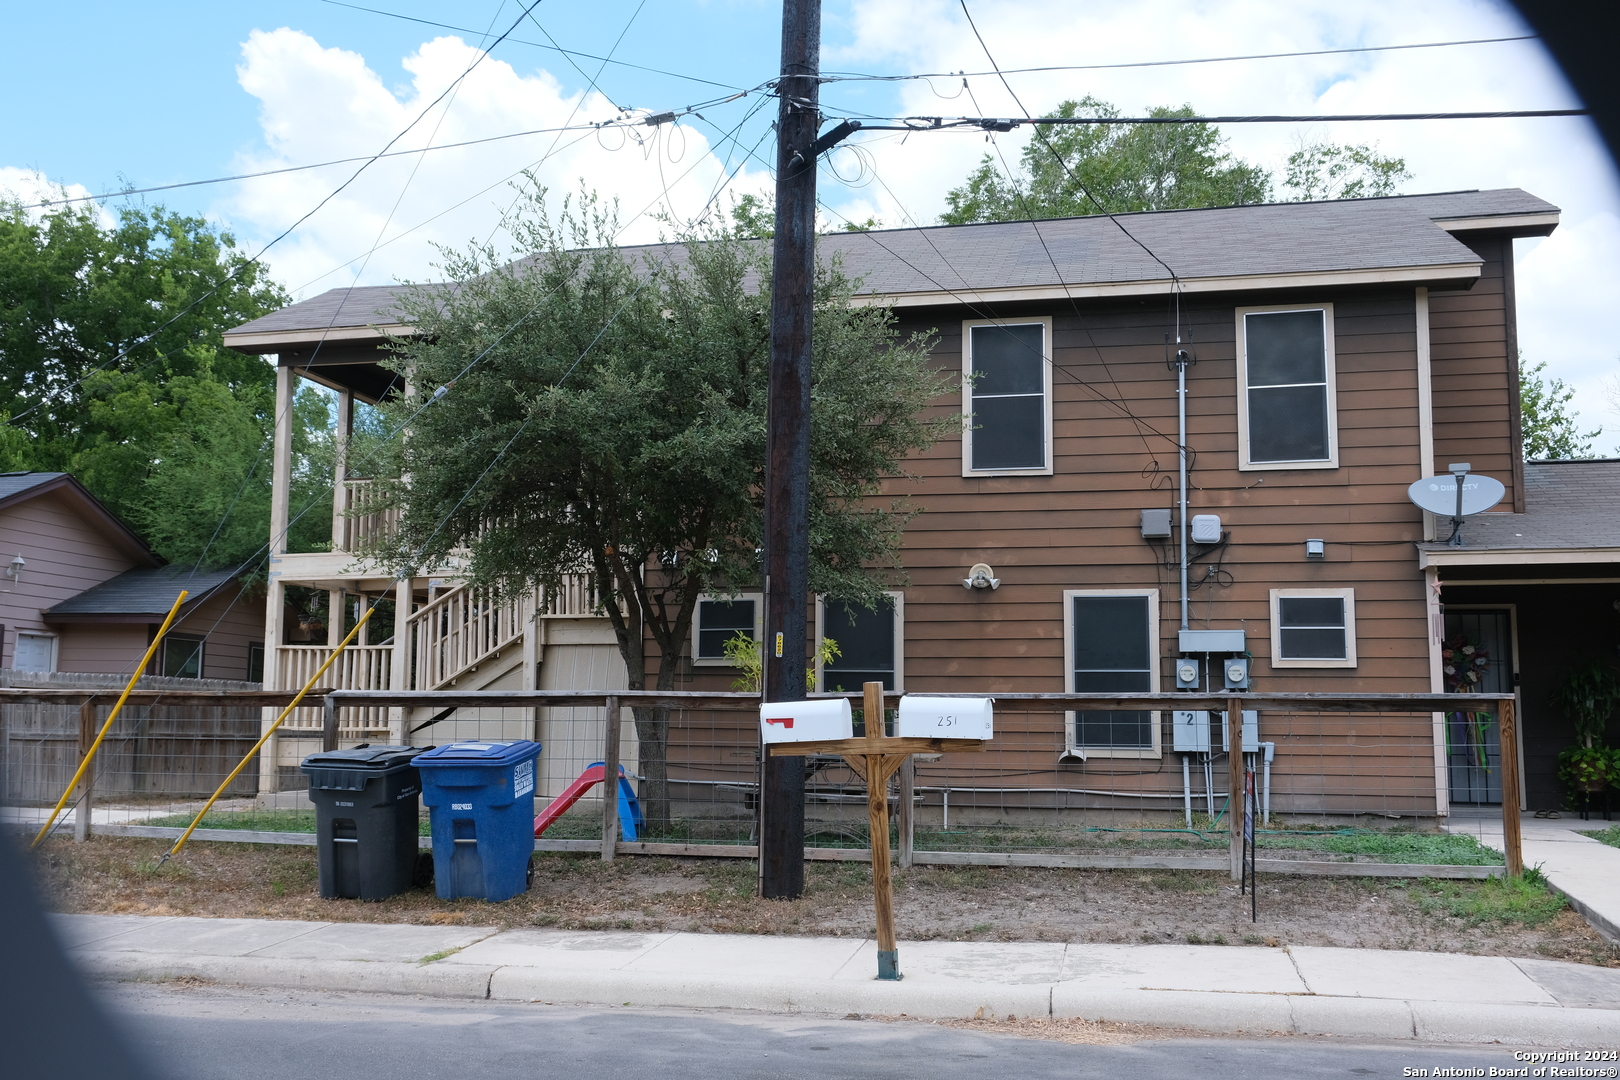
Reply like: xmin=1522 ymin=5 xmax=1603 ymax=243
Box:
xmin=31 ymin=590 xmax=189 ymax=849
xmin=159 ymin=603 xmax=377 ymax=864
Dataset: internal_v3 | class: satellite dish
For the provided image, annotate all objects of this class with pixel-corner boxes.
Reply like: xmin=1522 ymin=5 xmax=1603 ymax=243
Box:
xmin=1406 ymin=473 xmax=1506 ymax=517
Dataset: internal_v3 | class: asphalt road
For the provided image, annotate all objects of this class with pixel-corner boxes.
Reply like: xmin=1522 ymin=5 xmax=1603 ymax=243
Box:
xmin=101 ymin=983 xmax=1526 ymax=1080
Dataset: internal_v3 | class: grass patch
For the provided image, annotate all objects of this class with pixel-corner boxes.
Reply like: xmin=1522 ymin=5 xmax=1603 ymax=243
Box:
xmin=1416 ymin=873 xmax=1568 ymax=928
xmin=417 ymin=946 xmax=465 ymax=964
xmin=1580 ymin=825 xmax=1620 ymax=850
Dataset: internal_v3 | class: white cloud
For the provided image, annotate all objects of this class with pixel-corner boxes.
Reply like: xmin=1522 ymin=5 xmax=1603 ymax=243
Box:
xmin=220 ymin=28 xmax=770 ymax=299
xmin=819 ymin=0 xmax=1620 ymax=438
xmin=0 ymin=168 xmax=115 ymax=227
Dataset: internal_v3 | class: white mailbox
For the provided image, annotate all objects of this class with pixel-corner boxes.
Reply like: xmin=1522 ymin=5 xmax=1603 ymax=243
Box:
xmin=759 ymin=698 xmax=853 ymax=744
xmin=895 ymin=696 xmax=993 ymax=740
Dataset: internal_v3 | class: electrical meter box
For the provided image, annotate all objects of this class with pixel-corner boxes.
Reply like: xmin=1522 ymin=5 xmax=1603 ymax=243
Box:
xmin=896 ymin=695 xmax=993 ymax=740
xmin=1172 ymin=710 xmax=1212 ymax=753
xmin=1217 ymin=710 xmax=1260 ymax=753
xmin=759 ymin=698 xmax=853 ymax=744
xmin=1173 ymin=657 xmax=1201 ymax=690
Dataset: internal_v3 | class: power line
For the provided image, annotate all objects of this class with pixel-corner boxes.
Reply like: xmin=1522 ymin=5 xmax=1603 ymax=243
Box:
xmin=835 ymin=108 xmax=1587 ymax=131
xmin=318 ymin=0 xmax=748 ymax=92
xmin=819 ymin=34 xmax=1539 ymax=81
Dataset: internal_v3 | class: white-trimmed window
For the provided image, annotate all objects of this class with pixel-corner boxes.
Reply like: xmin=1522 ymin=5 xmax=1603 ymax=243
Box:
xmin=13 ymin=631 xmax=57 ymax=673
xmin=691 ymin=593 xmax=763 ymax=665
xmin=1270 ymin=589 xmax=1357 ymax=668
xmin=1064 ymin=589 xmax=1160 ymax=758
xmin=963 ymin=317 xmax=1053 ymax=476
xmin=1237 ymin=304 xmax=1337 ymax=470
xmin=817 ymin=592 xmax=904 ymax=693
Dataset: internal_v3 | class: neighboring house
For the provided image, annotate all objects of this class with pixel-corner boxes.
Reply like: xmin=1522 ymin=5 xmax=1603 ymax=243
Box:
xmin=226 ymin=188 xmax=1605 ymax=814
xmin=0 ymin=472 xmax=265 ymax=682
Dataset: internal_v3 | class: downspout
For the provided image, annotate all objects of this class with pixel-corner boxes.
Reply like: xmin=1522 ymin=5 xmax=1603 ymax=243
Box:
xmin=1175 ymin=346 xmax=1192 ymax=630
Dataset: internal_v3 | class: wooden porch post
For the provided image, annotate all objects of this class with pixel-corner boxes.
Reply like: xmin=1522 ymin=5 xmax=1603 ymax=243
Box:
xmin=259 ymin=361 xmax=295 ymax=796
xmin=331 ymin=389 xmax=352 ymax=551
xmin=390 ymin=578 xmax=411 ymax=744
xmin=1498 ymin=698 xmax=1524 ymax=877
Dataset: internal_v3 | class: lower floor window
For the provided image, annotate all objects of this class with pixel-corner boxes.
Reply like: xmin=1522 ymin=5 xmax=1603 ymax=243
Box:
xmin=1270 ymin=588 xmax=1356 ymax=668
xmin=1065 ymin=590 xmax=1159 ymax=756
xmin=161 ymin=634 xmax=205 ymax=679
xmin=818 ymin=594 xmax=903 ymax=693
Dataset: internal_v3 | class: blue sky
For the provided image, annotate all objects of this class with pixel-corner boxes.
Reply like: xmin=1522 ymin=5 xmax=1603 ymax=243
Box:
xmin=6 ymin=0 xmax=1619 ymax=442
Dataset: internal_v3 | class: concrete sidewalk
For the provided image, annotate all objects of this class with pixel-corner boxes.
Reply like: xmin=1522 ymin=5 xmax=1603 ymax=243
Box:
xmin=58 ymin=913 xmax=1620 ymax=1045
xmin=1444 ymin=811 xmax=1620 ymax=942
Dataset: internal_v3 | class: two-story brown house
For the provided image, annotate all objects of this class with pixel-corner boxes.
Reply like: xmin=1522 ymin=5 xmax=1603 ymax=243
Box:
xmin=228 ymin=188 xmax=1604 ymax=816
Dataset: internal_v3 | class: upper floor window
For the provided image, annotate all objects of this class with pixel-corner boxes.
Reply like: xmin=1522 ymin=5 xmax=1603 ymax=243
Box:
xmin=1237 ymin=305 xmax=1338 ymax=470
xmin=817 ymin=593 xmax=904 ymax=693
xmin=963 ymin=318 xmax=1053 ymax=476
xmin=1065 ymin=589 xmax=1160 ymax=758
xmin=691 ymin=594 xmax=762 ymax=665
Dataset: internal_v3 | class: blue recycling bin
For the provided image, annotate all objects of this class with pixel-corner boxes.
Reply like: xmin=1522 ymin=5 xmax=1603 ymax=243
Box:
xmin=416 ymin=740 xmax=541 ymax=902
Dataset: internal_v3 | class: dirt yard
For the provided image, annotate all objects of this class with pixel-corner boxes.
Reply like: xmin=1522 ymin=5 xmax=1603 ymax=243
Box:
xmin=31 ymin=835 xmax=1620 ymax=968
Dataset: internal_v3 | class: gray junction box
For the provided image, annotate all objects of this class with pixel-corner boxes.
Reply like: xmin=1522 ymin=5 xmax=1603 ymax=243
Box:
xmin=1171 ymin=710 xmax=1259 ymax=754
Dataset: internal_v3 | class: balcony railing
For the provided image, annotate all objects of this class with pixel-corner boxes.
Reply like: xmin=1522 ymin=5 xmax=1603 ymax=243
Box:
xmin=334 ymin=478 xmax=401 ymax=553
xmin=274 ymin=644 xmax=393 ymax=732
xmin=408 ymin=584 xmax=530 ymax=692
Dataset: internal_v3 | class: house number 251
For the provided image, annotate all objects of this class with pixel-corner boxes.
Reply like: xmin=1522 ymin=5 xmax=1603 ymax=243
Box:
xmin=936 ymin=714 xmax=956 ymax=726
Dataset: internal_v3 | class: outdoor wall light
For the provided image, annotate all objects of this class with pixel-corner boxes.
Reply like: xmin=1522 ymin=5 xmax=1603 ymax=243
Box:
xmin=1304 ymin=539 xmax=1326 ymax=559
xmin=6 ymin=553 xmax=24 ymax=581
xmin=962 ymin=562 xmax=1000 ymax=590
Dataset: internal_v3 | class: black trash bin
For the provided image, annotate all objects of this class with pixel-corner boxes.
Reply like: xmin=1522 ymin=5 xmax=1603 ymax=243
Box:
xmin=301 ymin=745 xmax=428 ymax=900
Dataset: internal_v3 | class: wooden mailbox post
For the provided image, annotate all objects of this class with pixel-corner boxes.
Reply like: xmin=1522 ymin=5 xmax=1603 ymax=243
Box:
xmin=766 ymin=682 xmax=987 ymax=980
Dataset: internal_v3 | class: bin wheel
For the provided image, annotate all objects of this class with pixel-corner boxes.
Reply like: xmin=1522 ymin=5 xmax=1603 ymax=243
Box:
xmin=525 ymin=858 xmax=535 ymax=891
xmin=414 ymin=851 xmax=435 ymax=889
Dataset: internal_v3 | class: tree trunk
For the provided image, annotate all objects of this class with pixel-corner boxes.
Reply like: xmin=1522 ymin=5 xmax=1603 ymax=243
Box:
xmin=631 ymin=704 xmax=671 ymax=834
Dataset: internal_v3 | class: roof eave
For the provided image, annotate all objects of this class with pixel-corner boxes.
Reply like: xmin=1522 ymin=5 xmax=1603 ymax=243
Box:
xmin=852 ymin=261 xmax=1484 ymax=310
xmin=1418 ymin=545 xmax=1620 ymax=569
xmin=1435 ymin=211 xmax=1560 ymax=238
xmin=223 ymin=323 xmax=417 ymax=354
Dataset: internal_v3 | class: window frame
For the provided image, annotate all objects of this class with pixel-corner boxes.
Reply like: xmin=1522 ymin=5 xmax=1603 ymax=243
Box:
xmin=815 ymin=591 xmax=905 ymax=694
xmin=1063 ymin=588 xmax=1161 ymax=759
xmin=160 ymin=633 xmax=207 ymax=679
xmin=690 ymin=592 xmax=764 ymax=667
xmin=1235 ymin=303 xmax=1339 ymax=471
xmin=961 ymin=316 xmax=1055 ymax=478
xmin=1269 ymin=588 xmax=1358 ymax=669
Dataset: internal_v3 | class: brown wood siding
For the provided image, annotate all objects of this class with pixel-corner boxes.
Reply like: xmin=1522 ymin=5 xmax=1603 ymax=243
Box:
xmin=1429 ymin=234 xmax=1519 ymax=510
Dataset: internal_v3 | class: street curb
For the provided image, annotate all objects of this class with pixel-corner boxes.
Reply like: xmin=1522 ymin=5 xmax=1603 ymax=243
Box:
xmin=72 ymin=949 xmax=1620 ymax=1043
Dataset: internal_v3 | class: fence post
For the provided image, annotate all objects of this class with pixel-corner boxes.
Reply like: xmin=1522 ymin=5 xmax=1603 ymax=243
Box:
xmin=896 ymin=755 xmax=914 ymax=869
xmin=74 ymin=699 xmax=96 ymax=842
xmin=321 ymin=696 xmax=339 ymax=753
xmin=1226 ymin=697 xmax=1244 ymax=881
xmin=1498 ymin=697 xmax=1523 ymax=877
xmin=601 ymin=694 xmax=620 ymax=862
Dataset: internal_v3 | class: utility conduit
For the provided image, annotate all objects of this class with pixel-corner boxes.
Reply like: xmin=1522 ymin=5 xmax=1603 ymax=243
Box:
xmin=31 ymin=591 xmax=188 ymax=848
xmin=158 ymin=604 xmax=377 ymax=865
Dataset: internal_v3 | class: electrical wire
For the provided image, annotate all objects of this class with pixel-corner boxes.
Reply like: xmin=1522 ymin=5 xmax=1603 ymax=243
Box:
xmin=819 ymin=34 xmax=1539 ymax=81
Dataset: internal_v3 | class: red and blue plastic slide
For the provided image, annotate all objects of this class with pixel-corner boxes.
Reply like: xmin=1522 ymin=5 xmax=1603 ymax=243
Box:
xmin=533 ymin=762 xmax=643 ymax=841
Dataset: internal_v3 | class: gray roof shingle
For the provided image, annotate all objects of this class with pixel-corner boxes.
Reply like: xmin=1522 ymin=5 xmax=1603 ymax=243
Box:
xmin=45 ymin=565 xmax=239 ymax=618
xmin=0 ymin=472 xmax=67 ymax=502
xmin=227 ymin=189 xmax=1557 ymax=341
xmin=1423 ymin=460 xmax=1620 ymax=552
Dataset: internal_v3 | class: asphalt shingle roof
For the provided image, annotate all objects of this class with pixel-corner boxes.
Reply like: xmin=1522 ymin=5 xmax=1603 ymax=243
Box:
xmin=45 ymin=565 xmax=239 ymax=618
xmin=227 ymin=189 xmax=1557 ymax=340
xmin=0 ymin=472 xmax=67 ymax=502
xmin=1424 ymin=460 xmax=1620 ymax=552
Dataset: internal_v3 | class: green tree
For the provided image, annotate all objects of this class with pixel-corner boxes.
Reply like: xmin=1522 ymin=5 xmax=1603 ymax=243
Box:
xmin=0 ymin=195 xmax=331 ymax=570
xmin=1520 ymin=357 xmax=1600 ymax=459
xmin=942 ymin=97 xmax=1273 ymax=223
xmin=1282 ymin=141 xmax=1412 ymax=201
xmin=375 ymin=190 xmax=950 ymax=829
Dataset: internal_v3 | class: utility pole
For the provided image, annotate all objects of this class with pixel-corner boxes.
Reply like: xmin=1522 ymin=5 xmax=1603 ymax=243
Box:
xmin=760 ymin=0 xmax=821 ymax=901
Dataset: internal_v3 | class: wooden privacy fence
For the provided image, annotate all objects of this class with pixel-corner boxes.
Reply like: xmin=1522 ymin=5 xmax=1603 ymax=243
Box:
xmin=0 ymin=675 xmax=264 ymax=805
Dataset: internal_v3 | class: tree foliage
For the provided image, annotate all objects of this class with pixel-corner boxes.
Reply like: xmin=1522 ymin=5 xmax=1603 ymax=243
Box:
xmin=377 ymin=190 xmax=950 ymax=828
xmin=1281 ymin=141 xmax=1412 ymax=202
xmin=942 ymin=97 xmax=1273 ymax=223
xmin=0 ymin=196 xmax=331 ymax=570
xmin=940 ymin=96 xmax=1410 ymax=224
xmin=1520 ymin=357 xmax=1600 ymax=460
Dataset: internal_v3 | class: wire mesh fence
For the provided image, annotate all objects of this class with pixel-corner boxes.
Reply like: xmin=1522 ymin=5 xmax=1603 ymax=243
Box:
xmin=3 ymin=685 xmax=1517 ymax=877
